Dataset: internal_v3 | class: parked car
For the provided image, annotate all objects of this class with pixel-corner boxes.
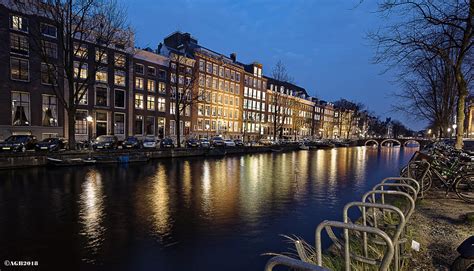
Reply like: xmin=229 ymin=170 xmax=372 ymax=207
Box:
xmin=234 ymin=139 xmax=244 ymax=146
xmin=93 ymin=135 xmax=119 ymax=150
xmin=0 ymin=135 xmax=37 ymax=152
xmin=160 ymin=138 xmax=175 ymax=148
xmin=211 ymin=136 xmax=225 ymax=147
xmin=35 ymin=137 xmax=67 ymax=152
xmin=259 ymin=139 xmax=274 ymax=146
xmin=199 ymin=138 xmax=210 ymax=148
xmin=122 ymin=136 xmax=142 ymax=149
xmin=224 ymin=139 xmax=236 ymax=147
xmin=142 ymin=136 xmax=158 ymax=149
xmin=185 ymin=138 xmax=199 ymax=148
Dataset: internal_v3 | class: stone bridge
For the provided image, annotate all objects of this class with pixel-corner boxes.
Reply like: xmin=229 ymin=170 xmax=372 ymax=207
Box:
xmin=354 ymin=138 xmax=432 ymax=148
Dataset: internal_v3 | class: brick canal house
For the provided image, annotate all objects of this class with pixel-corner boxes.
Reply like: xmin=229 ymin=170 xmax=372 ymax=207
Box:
xmin=132 ymin=48 xmax=170 ymax=140
xmin=0 ymin=2 xmax=344 ymax=143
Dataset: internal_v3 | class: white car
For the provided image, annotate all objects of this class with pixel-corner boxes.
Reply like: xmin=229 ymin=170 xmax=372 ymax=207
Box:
xmin=142 ymin=136 xmax=158 ymax=149
xmin=224 ymin=139 xmax=236 ymax=147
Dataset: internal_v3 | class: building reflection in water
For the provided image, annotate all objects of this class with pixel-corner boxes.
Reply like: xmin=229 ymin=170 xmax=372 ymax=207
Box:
xmin=78 ymin=169 xmax=105 ymax=262
xmin=149 ymin=164 xmax=173 ymax=241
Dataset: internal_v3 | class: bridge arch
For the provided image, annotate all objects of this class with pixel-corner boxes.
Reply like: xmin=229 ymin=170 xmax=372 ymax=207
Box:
xmin=364 ymin=139 xmax=379 ymax=147
xmin=404 ymin=139 xmax=420 ymax=147
xmin=380 ymin=138 xmax=401 ymax=147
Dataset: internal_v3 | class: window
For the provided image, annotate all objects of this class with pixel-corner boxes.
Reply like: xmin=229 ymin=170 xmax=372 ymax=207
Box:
xmin=147 ymin=66 xmax=156 ymax=76
xmin=134 ymin=115 xmax=143 ymax=135
xmin=114 ymin=89 xmax=125 ymax=108
xmin=219 ymin=67 xmax=224 ymax=77
xmin=41 ymin=63 xmax=56 ymax=85
xmin=147 ymin=96 xmax=155 ymax=111
xmin=170 ymin=120 xmax=176 ymax=136
xmin=10 ymin=33 xmax=28 ymax=56
xmin=10 ymin=15 xmax=28 ymax=32
xmin=148 ymin=80 xmax=156 ymax=92
xmin=146 ymin=116 xmax=155 ymax=135
xmin=135 ymin=63 xmax=144 ymax=74
xmin=114 ymin=113 xmax=125 ymax=135
xmin=74 ymin=43 xmax=88 ymax=58
xmin=225 ymin=68 xmax=230 ymax=78
xmin=10 ymin=57 xmax=29 ymax=81
xmin=236 ymin=72 xmax=240 ymax=81
xmin=157 ymin=97 xmax=166 ymax=112
xmin=74 ymin=86 xmax=89 ymax=105
xmin=170 ymin=102 xmax=176 ymax=115
xmin=158 ymin=69 xmax=166 ymax=80
xmin=95 ymin=49 xmax=107 ymax=64
xmin=95 ymin=87 xmax=108 ymax=106
xmin=114 ymin=70 xmax=126 ymax=86
xmin=135 ymin=93 xmax=144 ymax=109
xmin=11 ymin=92 xmax=30 ymax=126
xmin=135 ymin=77 xmax=144 ymax=90
xmin=114 ymin=53 xmax=126 ymax=67
xmin=157 ymin=117 xmax=165 ymax=138
xmin=206 ymin=62 xmax=212 ymax=73
xmin=199 ymin=60 xmax=205 ymax=71
xmin=42 ymin=95 xmax=58 ymax=126
xmin=75 ymin=110 xmax=88 ymax=135
xmin=158 ymin=82 xmax=166 ymax=94
xmin=40 ymin=23 xmax=57 ymax=38
xmin=213 ymin=64 xmax=218 ymax=76
xmin=42 ymin=40 xmax=57 ymax=58
xmin=73 ymin=62 xmax=87 ymax=79
xmin=95 ymin=68 xmax=108 ymax=83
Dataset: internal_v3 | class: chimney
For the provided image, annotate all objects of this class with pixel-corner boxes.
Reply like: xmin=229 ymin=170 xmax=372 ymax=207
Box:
xmin=230 ymin=53 xmax=237 ymax=62
xmin=157 ymin=42 xmax=163 ymax=54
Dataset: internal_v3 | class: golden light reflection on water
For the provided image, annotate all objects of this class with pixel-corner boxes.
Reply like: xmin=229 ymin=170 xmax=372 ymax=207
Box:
xmin=139 ymin=147 xmax=417 ymax=241
xmin=79 ymin=169 xmax=105 ymax=260
xmin=149 ymin=164 xmax=172 ymax=239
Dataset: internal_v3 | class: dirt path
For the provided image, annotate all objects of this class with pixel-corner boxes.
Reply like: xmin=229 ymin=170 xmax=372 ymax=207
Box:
xmin=407 ymin=190 xmax=473 ymax=270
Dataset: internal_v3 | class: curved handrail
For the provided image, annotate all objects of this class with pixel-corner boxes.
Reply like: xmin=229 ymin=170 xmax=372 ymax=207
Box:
xmin=380 ymin=177 xmax=420 ymax=196
xmin=343 ymin=201 xmax=406 ymax=271
xmin=264 ymin=255 xmax=329 ymax=271
xmin=315 ymin=220 xmax=395 ymax=271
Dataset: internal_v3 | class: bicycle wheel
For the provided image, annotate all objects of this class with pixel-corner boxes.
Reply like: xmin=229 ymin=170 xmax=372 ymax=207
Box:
xmin=400 ymin=165 xmax=432 ymax=192
xmin=454 ymin=174 xmax=474 ymax=203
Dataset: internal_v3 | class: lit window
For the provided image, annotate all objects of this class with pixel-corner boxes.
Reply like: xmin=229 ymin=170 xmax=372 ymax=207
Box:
xmin=11 ymin=91 xmax=30 ymax=126
xmin=95 ymin=49 xmax=108 ymax=64
xmin=148 ymin=80 xmax=156 ymax=92
xmin=10 ymin=15 xmax=28 ymax=32
xmin=95 ymin=68 xmax=108 ymax=83
xmin=135 ymin=77 xmax=144 ymax=90
xmin=42 ymin=95 xmax=58 ymax=126
xmin=114 ymin=70 xmax=126 ymax=86
xmin=135 ymin=93 xmax=144 ymax=109
xmin=73 ymin=62 xmax=87 ymax=79
xmin=74 ymin=43 xmax=88 ymax=58
xmin=114 ymin=53 xmax=126 ymax=68
xmin=157 ymin=97 xmax=166 ymax=112
xmin=147 ymin=96 xmax=155 ymax=111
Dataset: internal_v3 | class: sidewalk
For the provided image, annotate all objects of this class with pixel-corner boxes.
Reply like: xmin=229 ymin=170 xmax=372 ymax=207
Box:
xmin=407 ymin=190 xmax=473 ymax=270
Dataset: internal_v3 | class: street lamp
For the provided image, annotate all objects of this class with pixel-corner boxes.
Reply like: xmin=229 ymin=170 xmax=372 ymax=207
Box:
xmin=447 ymin=127 xmax=452 ymax=139
xmin=452 ymin=124 xmax=457 ymax=138
xmin=86 ymin=115 xmax=94 ymax=148
xmin=205 ymin=124 xmax=210 ymax=139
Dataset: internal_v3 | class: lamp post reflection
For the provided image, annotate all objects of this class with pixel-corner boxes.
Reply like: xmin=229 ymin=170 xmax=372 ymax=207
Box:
xmin=79 ymin=169 xmax=105 ymax=260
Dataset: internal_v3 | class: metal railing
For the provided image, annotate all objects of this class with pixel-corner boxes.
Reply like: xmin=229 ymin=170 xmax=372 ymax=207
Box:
xmin=264 ymin=170 xmax=424 ymax=271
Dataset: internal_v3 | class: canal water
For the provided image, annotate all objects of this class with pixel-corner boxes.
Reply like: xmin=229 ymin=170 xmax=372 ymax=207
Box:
xmin=0 ymin=147 xmax=417 ymax=271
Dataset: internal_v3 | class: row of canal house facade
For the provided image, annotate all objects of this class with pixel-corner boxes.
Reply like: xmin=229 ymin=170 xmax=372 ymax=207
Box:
xmin=0 ymin=1 xmax=344 ymax=143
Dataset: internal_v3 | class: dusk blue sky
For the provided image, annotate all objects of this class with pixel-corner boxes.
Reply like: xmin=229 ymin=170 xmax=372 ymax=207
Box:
xmin=124 ymin=0 xmax=425 ymax=130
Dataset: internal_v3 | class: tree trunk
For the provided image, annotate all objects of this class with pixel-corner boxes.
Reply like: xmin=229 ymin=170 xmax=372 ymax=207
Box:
xmin=176 ymin=102 xmax=181 ymax=148
xmin=455 ymin=86 xmax=467 ymax=149
xmin=67 ymin=109 xmax=76 ymax=150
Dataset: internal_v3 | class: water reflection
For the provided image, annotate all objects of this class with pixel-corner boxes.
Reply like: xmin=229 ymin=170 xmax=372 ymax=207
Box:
xmin=78 ymin=169 xmax=105 ymax=262
xmin=0 ymin=147 xmax=418 ymax=271
xmin=149 ymin=164 xmax=173 ymax=242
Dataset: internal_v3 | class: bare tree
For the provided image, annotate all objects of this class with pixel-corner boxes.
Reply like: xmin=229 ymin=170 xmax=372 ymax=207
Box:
xmin=333 ymin=99 xmax=364 ymax=139
xmin=370 ymin=0 xmax=473 ymax=149
xmin=270 ymin=60 xmax=294 ymax=140
xmin=169 ymin=52 xmax=199 ymax=147
xmin=13 ymin=0 xmax=131 ymax=149
xmin=393 ymin=53 xmax=458 ymax=137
